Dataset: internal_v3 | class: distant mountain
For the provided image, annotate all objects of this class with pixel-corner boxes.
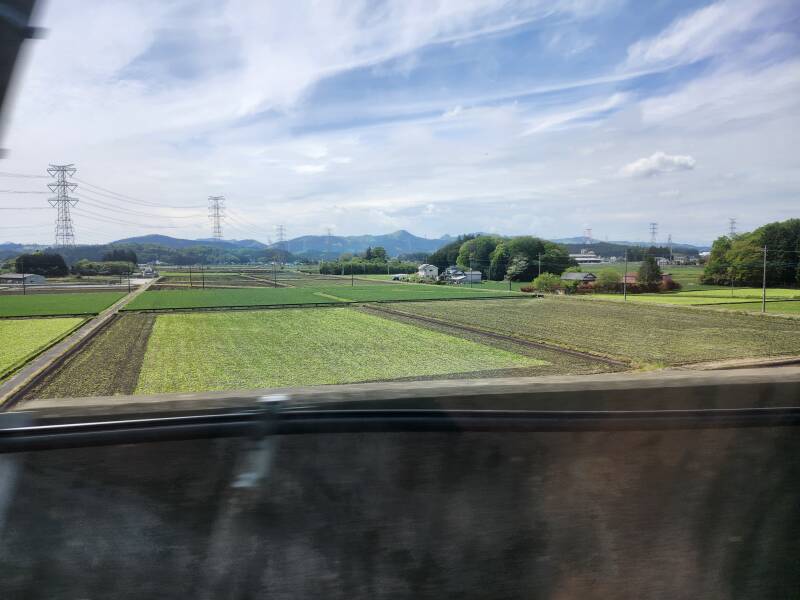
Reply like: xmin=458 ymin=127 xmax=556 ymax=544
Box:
xmin=111 ymin=235 xmax=267 ymax=250
xmin=282 ymin=230 xmax=451 ymax=257
xmin=550 ymin=237 xmax=709 ymax=252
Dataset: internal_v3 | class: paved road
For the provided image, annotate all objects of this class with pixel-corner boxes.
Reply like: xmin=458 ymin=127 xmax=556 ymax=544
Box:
xmin=0 ymin=279 xmax=156 ymax=406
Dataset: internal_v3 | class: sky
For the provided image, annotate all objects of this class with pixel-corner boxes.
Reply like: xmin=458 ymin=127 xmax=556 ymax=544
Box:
xmin=0 ymin=0 xmax=798 ymax=246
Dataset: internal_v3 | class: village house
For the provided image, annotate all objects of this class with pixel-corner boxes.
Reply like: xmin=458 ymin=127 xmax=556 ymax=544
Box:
xmin=417 ymin=264 xmax=439 ymax=279
xmin=561 ymin=272 xmax=597 ymax=283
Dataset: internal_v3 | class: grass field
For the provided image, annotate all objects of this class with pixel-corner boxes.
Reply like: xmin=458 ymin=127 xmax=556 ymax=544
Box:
xmin=135 ymin=309 xmax=546 ymax=393
xmin=0 ymin=292 xmax=126 ymax=318
xmin=589 ymin=288 xmax=800 ymax=314
xmin=124 ymin=285 xmax=522 ymax=311
xmin=384 ymin=297 xmax=800 ymax=366
xmin=0 ymin=317 xmax=84 ymax=379
xmin=711 ymin=301 xmax=800 ymax=315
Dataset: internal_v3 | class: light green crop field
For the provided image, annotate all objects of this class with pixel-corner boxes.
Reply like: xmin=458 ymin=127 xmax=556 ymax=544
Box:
xmin=135 ymin=309 xmax=545 ymax=393
xmin=383 ymin=297 xmax=800 ymax=366
xmin=0 ymin=292 xmax=126 ymax=318
xmin=0 ymin=317 xmax=84 ymax=379
xmin=124 ymin=285 xmax=521 ymax=310
xmin=589 ymin=288 xmax=800 ymax=313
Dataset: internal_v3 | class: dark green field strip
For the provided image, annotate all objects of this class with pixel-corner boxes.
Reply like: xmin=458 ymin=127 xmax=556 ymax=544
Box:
xmin=0 ymin=292 xmax=127 ymax=318
xmin=383 ymin=297 xmax=800 ymax=366
xmin=20 ymin=313 xmax=156 ymax=400
xmin=123 ymin=288 xmax=345 ymax=311
xmin=122 ymin=285 xmax=524 ymax=311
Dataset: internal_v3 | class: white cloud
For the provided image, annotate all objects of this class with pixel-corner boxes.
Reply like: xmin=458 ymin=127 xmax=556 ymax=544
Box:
xmin=293 ymin=164 xmax=327 ymax=174
xmin=625 ymin=0 xmax=788 ymax=69
xmin=619 ymin=152 xmax=696 ymax=178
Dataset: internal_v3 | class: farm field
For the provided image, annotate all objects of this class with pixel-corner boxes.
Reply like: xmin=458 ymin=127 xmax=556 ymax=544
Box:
xmin=124 ymin=285 xmax=522 ymax=311
xmin=135 ymin=309 xmax=547 ymax=393
xmin=383 ymin=297 xmax=800 ymax=366
xmin=0 ymin=317 xmax=84 ymax=380
xmin=0 ymin=292 xmax=126 ymax=318
xmin=712 ymin=301 xmax=800 ymax=315
xmin=22 ymin=314 xmax=155 ymax=399
xmin=589 ymin=288 xmax=800 ymax=314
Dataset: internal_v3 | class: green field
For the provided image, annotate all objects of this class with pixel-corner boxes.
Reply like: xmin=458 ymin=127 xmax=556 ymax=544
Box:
xmin=712 ymin=301 xmax=800 ymax=315
xmin=124 ymin=285 xmax=522 ymax=311
xmin=384 ymin=297 xmax=800 ymax=366
xmin=0 ymin=292 xmax=126 ymax=318
xmin=135 ymin=309 xmax=545 ymax=393
xmin=0 ymin=317 xmax=84 ymax=379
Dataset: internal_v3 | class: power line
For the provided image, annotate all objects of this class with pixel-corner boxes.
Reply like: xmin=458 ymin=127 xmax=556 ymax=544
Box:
xmin=0 ymin=189 xmax=48 ymax=194
xmin=74 ymin=177 xmax=205 ymax=209
xmin=47 ymin=164 xmax=78 ymax=247
xmin=0 ymin=171 xmax=49 ymax=179
xmin=209 ymin=196 xmax=225 ymax=240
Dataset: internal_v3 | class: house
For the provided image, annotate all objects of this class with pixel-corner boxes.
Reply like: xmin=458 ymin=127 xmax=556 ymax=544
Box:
xmin=0 ymin=272 xmax=46 ymax=285
xmin=139 ymin=265 xmax=159 ymax=278
xmin=417 ymin=264 xmax=439 ymax=279
xmin=569 ymin=249 xmax=604 ymax=264
xmin=561 ymin=272 xmax=596 ymax=283
xmin=452 ymin=270 xmax=482 ymax=284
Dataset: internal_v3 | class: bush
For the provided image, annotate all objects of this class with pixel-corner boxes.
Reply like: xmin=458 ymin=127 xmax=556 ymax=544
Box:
xmin=520 ymin=286 xmax=535 ymax=293
xmin=15 ymin=253 xmax=68 ymax=277
xmin=532 ymin=272 xmax=562 ymax=293
xmin=658 ymin=279 xmax=682 ymax=292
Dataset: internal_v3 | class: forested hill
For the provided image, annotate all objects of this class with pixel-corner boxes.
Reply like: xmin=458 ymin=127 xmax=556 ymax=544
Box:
xmin=283 ymin=230 xmax=452 ymax=258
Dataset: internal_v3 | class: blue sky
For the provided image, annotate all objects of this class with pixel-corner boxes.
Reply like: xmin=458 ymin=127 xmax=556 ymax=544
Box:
xmin=1 ymin=0 xmax=798 ymax=245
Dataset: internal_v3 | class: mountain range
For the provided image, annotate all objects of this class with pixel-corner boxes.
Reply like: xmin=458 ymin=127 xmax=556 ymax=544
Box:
xmin=1 ymin=230 xmax=709 ymax=262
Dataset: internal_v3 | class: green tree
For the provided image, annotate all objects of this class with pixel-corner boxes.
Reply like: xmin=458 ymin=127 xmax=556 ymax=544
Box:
xmin=532 ymin=272 xmax=561 ymax=293
xmin=488 ymin=243 xmax=510 ymax=280
xmin=595 ymin=269 xmax=621 ymax=291
xmin=102 ymin=248 xmax=138 ymax=264
xmin=456 ymin=235 xmax=503 ymax=275
xmin=428 ymin=234 xmax=476 ymax=271
xmin=638 ymin=256 xmax=662 ymax=289
xmin=506 ymin=256 xmax=531 ymax=281
xmin=364 ymin=246 xmax=373 ymax=260
xmin=15 ymin=252 xmax=68 ymax=277
xmin=371 ymin=246 xmax=387 ymax=262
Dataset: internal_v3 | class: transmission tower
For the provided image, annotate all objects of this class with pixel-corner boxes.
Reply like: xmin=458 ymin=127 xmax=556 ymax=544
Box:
xmin=47 ymin=164 xmax=78 ymax=247
xmin=728 ymin=217 xmax=737 ymax=237
xmin=208 ymin=196 xmax=225 ymax=240
xmin=667 ymin=233 xmax=673 ymax=260
xmin=649 ymin=222 xmax=658 ymax=246
xmin=583 ymin=228 xmax=592 ymax=245
xmin=276 ymin=224 xmax=286 ymax=252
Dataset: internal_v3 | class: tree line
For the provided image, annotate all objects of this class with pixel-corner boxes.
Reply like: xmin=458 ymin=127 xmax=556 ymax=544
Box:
xmin=703 ymin=219 xmax=799 ymax=286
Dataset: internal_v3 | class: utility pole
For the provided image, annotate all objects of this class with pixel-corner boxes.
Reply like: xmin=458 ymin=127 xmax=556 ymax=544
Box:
xmin=208 ymin=196 xmax=225 ymax=240
xmin=201 ymin=265 xmax=205 ymax=289
xmin=762 ymin=245 xmax=767 ymax=313
xmin=623 ymin=249 xmax=628 ymax=301
xmin=538 ymin=253 xmax=542 ymax=277
xmin=127 ymin=269 xmax=131 ymax=293
xmin=20 ymin=255 xmax=25 ymax=296
xmin=47 ymin=164 xmax=78 ymax=247
xmin=667 ymin=234 xmax=673 ymax=261
xmin=189 ymin=265 xmax=193 ymax=288
xmin=649 ymin=222 xmax=658 ymax=246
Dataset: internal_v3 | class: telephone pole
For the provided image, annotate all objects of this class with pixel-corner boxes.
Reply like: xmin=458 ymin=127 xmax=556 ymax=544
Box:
xmin=47 ymin=164 xmax=78 ymax=247
xmin=648 ymin=222 xmax=658 ymax=246
xmin=762 ymin=245 xmax=767 ymax=313
xmin=208 ymin=196 xmax=225 ymax=240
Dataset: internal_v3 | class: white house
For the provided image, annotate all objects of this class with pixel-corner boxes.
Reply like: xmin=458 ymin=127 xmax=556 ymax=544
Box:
xmin=417 ymin=264 xmax=439 ymax=279
xmin=569 ymin=249 xmax=604 ymax=264
xmin=452 ymin=270 xmax=482 ymax=284
xmin=0 ymin=272 xmax=46 ymax=285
